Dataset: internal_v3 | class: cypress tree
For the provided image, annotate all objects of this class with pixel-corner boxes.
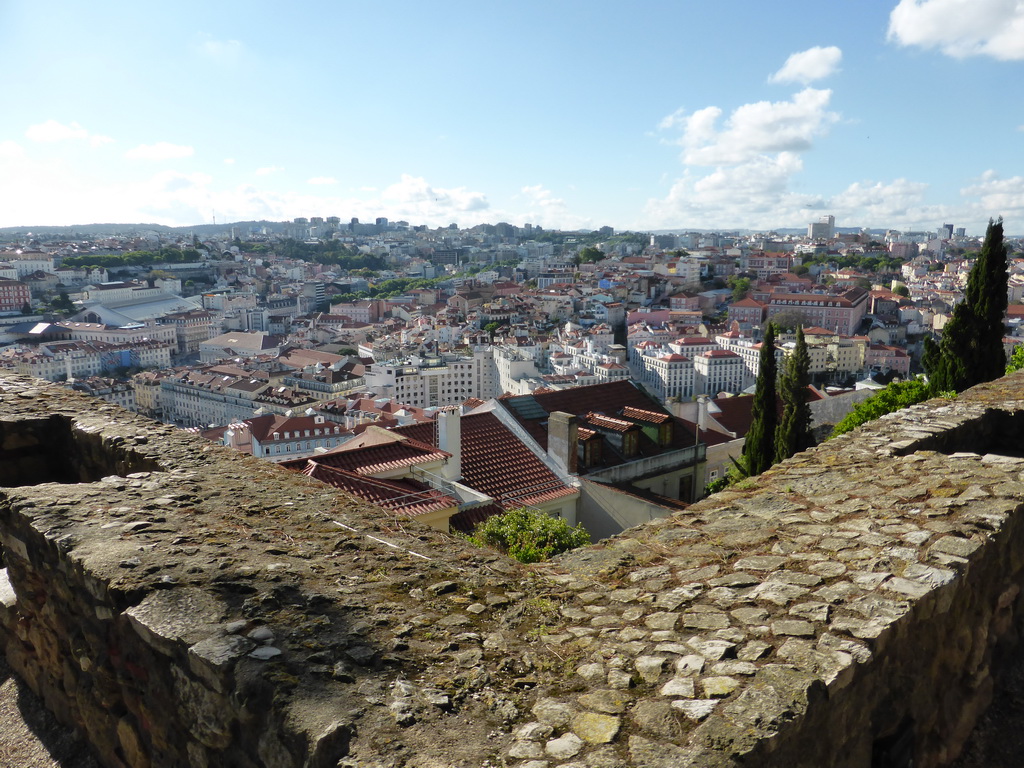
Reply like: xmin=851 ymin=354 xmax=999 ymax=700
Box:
xmin=925 ymin=218 xmax=1008 ymax=392
xmin=741 ymin=323 xmax=778 ymax=476
xmin=775 ymin=325 xmax=812 ymax=463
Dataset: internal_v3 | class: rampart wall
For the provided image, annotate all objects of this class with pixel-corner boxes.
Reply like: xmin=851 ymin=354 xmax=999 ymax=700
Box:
xmin=1 ymin=372 xmax=1024 ymax=767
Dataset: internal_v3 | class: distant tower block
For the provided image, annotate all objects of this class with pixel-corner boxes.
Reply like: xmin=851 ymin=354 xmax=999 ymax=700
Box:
xmin=808 ymin=215 xmax=835 ymax=240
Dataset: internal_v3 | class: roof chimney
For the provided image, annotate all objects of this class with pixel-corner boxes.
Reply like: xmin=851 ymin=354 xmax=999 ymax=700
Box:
xmin=437 ymin=410 xmax=461 ymax=481
xmin=547 ymin=411 xmax=578 ymax=475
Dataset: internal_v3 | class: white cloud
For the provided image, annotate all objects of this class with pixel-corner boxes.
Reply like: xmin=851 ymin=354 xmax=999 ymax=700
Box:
xmin=124 ymin=142 xmax=194 ymax=160
xmin=661 ymin=88 xmax=838 ymax=166
xmin=516 ymin=184 xmax=591 ymax=230
xmin=888 ymin=0 xmax=1024 ymax=60
xmin=647 ymin=87 xmax=845 ymax=229
xmin=769 ymin=46 xmax=842 ymax=84
xmin=307 ymin=176 xmax=338 ymax=185
xmin=961 ymin=170 xmax=1024 ymax=217
xmin=224 ymin=158 xmax=236 ymax=165
xmin=382 ymin=174 xmax=490 ymax=214
xmin=197 ymin=36 xmax=244 ymax=65
xmin=521 ymin=184 xmax=564 ymax=208
xmin=0 ymin=140 xmax=25 ymax=159
xmin=645 ymin=153 xmax=822 ymax=229
xmin=25 ymin=120 xmax=113 ymax=146
xmin=255 ymin=166 xmax=283 ymax=176
xmin=830 ymin=178 xmax=932 ymax=221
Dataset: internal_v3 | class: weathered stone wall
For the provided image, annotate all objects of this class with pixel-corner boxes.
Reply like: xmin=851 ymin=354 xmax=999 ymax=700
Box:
xmin=1 ymin=373 xmax=1024 ymax=767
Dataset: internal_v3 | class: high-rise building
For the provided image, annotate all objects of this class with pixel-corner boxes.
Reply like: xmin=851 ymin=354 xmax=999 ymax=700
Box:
xmin=940 ymin=223 xmax=954 ymax=239
xmin=808 ymin=215 xmax=835 ymax=240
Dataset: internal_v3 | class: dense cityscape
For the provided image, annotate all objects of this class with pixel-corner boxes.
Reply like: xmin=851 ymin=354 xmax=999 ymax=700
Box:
xmin=0 ymin=215 xmax=1019 ymax=541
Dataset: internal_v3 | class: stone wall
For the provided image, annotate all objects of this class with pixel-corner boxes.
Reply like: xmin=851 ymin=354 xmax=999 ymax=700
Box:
xmin=1 ymin=373 xmax=1024 ymax=767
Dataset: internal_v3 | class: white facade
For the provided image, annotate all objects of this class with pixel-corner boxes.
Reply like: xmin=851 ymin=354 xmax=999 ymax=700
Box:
xmin=646 ymin=354 xmax=695 ymax=400
xmin=364 ymin=349 xmax=496 ymax=407
xmin=12 ymin=340 xmax=173 ymax=382
xmin=694 ymin=350 xmax=746 ymax=396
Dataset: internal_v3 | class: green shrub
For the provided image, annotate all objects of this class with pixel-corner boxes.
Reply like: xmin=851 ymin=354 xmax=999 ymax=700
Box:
xmin=829 ymin=379 xmax=933 ymax=438
xmin=468 ymin=507 xmax=590 ymax=563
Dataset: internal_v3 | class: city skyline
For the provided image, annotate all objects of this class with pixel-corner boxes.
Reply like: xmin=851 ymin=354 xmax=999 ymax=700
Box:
xmin=1 ymin=0 xmax=1022 ymax=236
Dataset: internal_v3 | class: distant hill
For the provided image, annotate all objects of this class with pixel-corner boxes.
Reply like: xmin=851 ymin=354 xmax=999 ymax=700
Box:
xmin=0 ymin=220 xmax=286 ymax=238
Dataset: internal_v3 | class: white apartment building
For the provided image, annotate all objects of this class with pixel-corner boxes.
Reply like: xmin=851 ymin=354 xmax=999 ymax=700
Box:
xmin=795 ymin=329 xmax=869 ymax=379
xmin=493 ymin=346 xmax=541 ymax=397
xmin=694 ymin=350 xmax=746 ymax=396
xmin=11 ymin=340 xmax=173 ymax=382
xmin=159 ymin=371 xmax=280 ymax=428
xmin=646 ymin=353 xmax=695 ymax=400
xmin=80 ymin=281 xmax=167 ymax=304
xmin=223 ymin=412 xmax=352 ymax=461
xmin=714 ymin=334 xmax=785 ymax=389
xmin=56 ymin=321 xmax=178 ymax=347
xmin=364 ymin=349 xmax=497 ymax=408
xmin=6 ymin=255 xmax=56 ymax=278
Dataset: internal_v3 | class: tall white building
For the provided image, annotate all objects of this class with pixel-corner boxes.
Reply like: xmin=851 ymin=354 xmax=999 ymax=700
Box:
xmin=694 ymin=350 xmax=746 ymax=396
xmin=364 ymin=349 xmax=496 ymax=408
xmin=808 ymin=215 xmax=835 ymax=240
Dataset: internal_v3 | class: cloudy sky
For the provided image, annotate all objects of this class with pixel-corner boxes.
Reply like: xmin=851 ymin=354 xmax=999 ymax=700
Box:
xmin=1 ymin=0 xmax=1022 ymax=234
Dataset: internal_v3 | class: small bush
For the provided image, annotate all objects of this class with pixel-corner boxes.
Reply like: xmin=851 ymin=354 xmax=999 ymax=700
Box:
xmin=468 ymin=507 xmax=590 ymax=563
xmin=829 ymin=379 xmax=933 ymax=438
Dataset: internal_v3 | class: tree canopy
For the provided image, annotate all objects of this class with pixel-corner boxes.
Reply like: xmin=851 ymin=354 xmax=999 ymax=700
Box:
xmin=576 ymin=246 xmax=605 ymax=264
xmin=61 ymin=247 xmax=202 ymax=269
xmin=741 ymin=324 xmax=778 ymax=476
xmin=923 ymin=218 xmax=1008 ymax=393
xmin=775 ymin=326 xmax=813 ymax=463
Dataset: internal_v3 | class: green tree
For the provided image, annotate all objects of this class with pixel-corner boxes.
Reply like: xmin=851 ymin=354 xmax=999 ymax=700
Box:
xmin=728 ymin=276 xmax=751 ymax=302
xmin=775 ymin=326 xmax=813 ymax=463
xmin=768 ymin=310 xmax=807 ymax=332
xmin=924 ymin=218 xmax=1008 ymax=393
xmin=1007 ymin=345 xmax=1024 ymax=375
xmin=576 ymin=246 xmax=605 ymax=264
xmin=741 ymin=323 xmax=779 ymax=476
xmin=829 ymin=379 xmax=933 ymax=438
xmin=468 ymin=507 xmax=590 ymax=563
xmin=52 ymin=291 xmax=75 ymax=314
xmin=893 ymin=284 xmax=910 ymax=297
xmin=483 ymin=321 xmax=500 ymax=340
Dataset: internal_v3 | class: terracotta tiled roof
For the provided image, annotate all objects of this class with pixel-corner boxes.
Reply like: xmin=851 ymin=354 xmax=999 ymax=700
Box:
xmin=621 ymin=406 xmax=671 ymax=425
xmin=392 ymin=412 xmax=576 ymax=509
xmin=707 ymin=387 xmax=824 ymax=438
xmin=301 ymin=462 xmax=457 ymax=518
xmin=583 ymin=413 xmax=636 ymax=433
xmin=496 ymin=380 xmax=702 ymax=469
xmin=286 ymin=431 xmax=449 ymax=475
xmin=448 ymin=502 xmax=505 ymax=534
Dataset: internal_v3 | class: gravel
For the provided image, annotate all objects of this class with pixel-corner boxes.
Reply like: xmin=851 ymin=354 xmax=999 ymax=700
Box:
xmin=0 ymin=654 xmax=98 ymax=768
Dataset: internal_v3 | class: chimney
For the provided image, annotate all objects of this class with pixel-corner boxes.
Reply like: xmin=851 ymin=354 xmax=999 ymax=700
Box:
xmin=437 ymin=410 xmax=461 ymax=481
xmin=547 ymin=411 xmax=578 ymax=475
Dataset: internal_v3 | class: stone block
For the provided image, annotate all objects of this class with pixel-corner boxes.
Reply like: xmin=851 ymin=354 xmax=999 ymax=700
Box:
xmin=125 ymin=588 xmax=227 ymax=658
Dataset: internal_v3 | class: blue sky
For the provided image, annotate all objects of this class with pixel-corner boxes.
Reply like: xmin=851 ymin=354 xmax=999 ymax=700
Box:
xmin=1 ymin=0 xmax=1022 ymax=234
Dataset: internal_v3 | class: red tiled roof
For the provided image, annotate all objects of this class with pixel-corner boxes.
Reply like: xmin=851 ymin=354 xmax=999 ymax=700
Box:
xmin=285 ymin=431 xmax=449 ymax=475
xmin=584 ymin=413 xmax=636 ymax=433
xmin=496 ymin=380 xmax=701 ymax=467
xmin=707 ymin=387 xmax=824 ymax=438
xmin=301 ymin=462 xmax=457 ymax=518
xmin=621 ymin=406 xmax=671 ymax=425
xmin=392 ymin=412 xmax=576 ymax=509
xmin=448 ymin=502 xmax=505 ymax=534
